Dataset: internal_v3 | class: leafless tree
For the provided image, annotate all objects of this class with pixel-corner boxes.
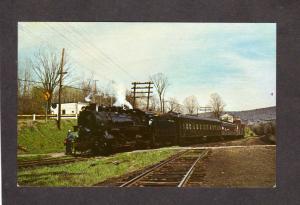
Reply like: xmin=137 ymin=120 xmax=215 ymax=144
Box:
xmin=18 ymin=59 xmax=45 ymax=114
xmin=149 ymin=95 xmax=159 ymax=112
xmin=167 ymin=97 xmax=182 ymax=113
xmin=31 ymin=48 xmax=70 ymax=112
xmin=209 ymin=93 xmax=225 ymax=119
xmin=150 ymin=73 xmax=169 ymax=113
xmin=183 ymin=95 xmax=199 ymax=114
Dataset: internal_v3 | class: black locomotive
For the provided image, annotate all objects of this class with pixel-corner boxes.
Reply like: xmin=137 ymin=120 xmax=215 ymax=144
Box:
xmin=74 ymin=104 xmax=245 ymax=154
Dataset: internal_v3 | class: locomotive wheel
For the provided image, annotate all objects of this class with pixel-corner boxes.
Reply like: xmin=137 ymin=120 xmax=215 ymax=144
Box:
xmin=91 ymin=140 xmax=112 ymax=156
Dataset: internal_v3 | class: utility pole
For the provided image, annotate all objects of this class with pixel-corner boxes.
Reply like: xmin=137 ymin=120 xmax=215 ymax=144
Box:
xmin=132 ymin=82 xmax=136 ymax=108
xmin=131 ymin=82 xmax=153 ymax=110
xmin=147 ymin=82 xmax=151 ymax=110
xmin=57 ymin=48 xmax=65 ymax=130
xmin=93 ymin=79 xmax=98 ymax=104
xmin=198 ymin=106 xmax=212 ymax=113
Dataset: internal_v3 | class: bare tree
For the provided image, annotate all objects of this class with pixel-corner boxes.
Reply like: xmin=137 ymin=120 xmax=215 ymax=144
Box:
xmin=149 ymin=95 xmax=159 ymax=112
xmin=150 ymin=73 xmax=169 ymax=113
xmin=183 ymin=95 xmax=199 ymax=114
xmin=167 ymin=97 xmax=182 ymax=113
xmin=209 ymin=93 xmax=225 ymax=119
xmin=31 ymin=48 xmax=70 ymax=113
xmin=18 ymin=59 xmax=42 ymax=114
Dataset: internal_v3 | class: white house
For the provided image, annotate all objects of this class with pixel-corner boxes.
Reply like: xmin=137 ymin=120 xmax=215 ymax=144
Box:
xmin=51 ymin=102 xmax=89 ymax=115
xmin=220 ymin=113 xmax=234 ymax=123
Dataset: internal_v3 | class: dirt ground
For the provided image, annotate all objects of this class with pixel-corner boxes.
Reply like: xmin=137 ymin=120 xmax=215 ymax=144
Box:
xmin=187 ymin=146 xmax=276 ymax=187
xmin=193 ymin=136 xmax=273 ymax=147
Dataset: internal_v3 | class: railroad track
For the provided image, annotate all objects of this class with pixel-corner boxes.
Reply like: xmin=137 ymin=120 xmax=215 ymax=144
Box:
xmin=18 ymin=157 xmax=90 ymax=169
xmin=118 ymin=149 xmax=209 ymax=187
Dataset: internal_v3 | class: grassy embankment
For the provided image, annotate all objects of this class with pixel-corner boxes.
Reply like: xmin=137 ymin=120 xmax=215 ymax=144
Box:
xmin=244 ymin=126 xmax=257 ymax=138
xmin=18 ymin=119 xmax=77 ymax=154
xmin=18 ymin=148 xmax=179 ymax=186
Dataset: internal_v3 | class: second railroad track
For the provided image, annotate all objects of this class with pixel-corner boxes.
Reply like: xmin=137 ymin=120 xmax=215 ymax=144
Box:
xmin=117 ymin=149 xmax=209 ymax=187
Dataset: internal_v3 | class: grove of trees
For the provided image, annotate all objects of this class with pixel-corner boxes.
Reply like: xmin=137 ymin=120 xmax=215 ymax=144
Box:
xmin=18 ymin=48 xmax=117 ymax=115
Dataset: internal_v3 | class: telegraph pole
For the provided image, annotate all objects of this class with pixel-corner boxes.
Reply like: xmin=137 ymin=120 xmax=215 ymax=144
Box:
xmin=147 ymin=82 xmax=151 ymax=110
xmin=93 ymin=79 xmax=98 ymax=104
xmin=131 ymin=82 xmax=153 ymax=110
xmin=57 ymin=48 xmax=65 ymax=130
xmin=132 ymin=82 xmax=136 ymax=108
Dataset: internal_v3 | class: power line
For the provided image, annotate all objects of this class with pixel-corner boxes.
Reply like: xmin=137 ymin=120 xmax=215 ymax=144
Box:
xmin=64 ymin=23 xmax=137 ymax=81
xmin=20 ymin=24 xmax=112 ymax=82
xmin=43 ymin=23 xmax=113 ymax=78
xmin=45 ymin=23 xmax=129 ymax=80
xmin=18 ymin=78 xmax=92 ymax=92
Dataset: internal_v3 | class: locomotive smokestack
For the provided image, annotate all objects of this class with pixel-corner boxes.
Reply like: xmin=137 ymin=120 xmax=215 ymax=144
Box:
xmin=112 ymin=81 xmax=133 ymax=109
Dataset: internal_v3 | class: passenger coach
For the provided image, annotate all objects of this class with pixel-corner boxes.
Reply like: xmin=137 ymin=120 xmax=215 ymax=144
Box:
xmin=150 ymin=113 xmax=244 ymax=146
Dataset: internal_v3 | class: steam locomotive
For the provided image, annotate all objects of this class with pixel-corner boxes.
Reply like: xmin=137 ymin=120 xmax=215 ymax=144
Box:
xmin=74 ymin=104 xmax=245 ymax=154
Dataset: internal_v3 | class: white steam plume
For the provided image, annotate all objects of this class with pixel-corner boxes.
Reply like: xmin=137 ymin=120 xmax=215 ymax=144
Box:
xmin=112 ymin=81 xmax=133 ymax=109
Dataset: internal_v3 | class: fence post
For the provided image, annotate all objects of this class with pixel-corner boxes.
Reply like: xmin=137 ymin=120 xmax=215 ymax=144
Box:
xmin=56 ymin=114 xmax=59 ymax=120
xmin=33 ymin=114 xmax=36 ymax=121
xmin=75 ymin=113 xmax=78 ymax=118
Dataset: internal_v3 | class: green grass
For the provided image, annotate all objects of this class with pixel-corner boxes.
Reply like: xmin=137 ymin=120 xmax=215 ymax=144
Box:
xmin=18 ymin=119 xmax=77 ymax=154
xmin=244 ymin=126 xmax=257 ymax=138
xmin=17 ymin=148 xmax=179 ymax=186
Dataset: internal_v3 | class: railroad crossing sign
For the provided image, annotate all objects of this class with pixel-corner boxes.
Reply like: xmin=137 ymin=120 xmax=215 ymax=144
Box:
xmin=43 ymin=91 xmax=50 ymax=101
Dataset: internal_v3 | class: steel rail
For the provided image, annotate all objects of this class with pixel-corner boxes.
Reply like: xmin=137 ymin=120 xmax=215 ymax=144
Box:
xmin=119 ymin=150 xmax=190 ymax=187
xmin=18 ymin=157 xmax=89 ymax=168
xmin=177 ymin=150 xmax=209 ymax=187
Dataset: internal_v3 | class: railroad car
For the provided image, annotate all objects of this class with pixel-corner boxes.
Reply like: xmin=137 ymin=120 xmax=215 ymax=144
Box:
xmin=73 ymin=104 xmax=244 ymax=154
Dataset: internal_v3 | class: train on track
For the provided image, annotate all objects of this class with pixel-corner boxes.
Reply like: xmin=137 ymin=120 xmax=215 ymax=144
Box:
xmin=73 ymin=104 xmax=245 ymax=154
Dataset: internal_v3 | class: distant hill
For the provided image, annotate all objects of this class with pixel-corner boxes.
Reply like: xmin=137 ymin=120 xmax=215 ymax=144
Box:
xmin=197 ymin=106 xmax=276 ymax=124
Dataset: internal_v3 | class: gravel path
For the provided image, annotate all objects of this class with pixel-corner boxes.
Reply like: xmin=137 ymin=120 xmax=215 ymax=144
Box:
xmin=186 ymin=146 xmax=276 ymax=187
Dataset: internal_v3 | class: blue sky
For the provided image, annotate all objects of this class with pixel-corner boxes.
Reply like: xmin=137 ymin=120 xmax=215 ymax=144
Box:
xmin=18 ymin=22 xmax=276 ymax=111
